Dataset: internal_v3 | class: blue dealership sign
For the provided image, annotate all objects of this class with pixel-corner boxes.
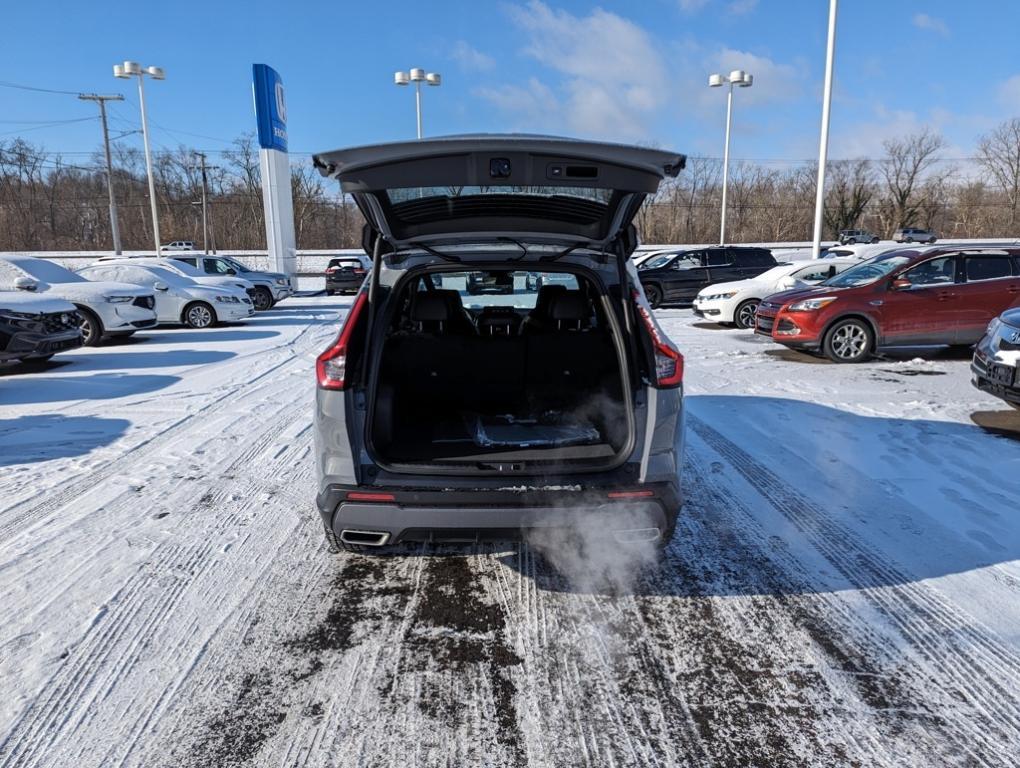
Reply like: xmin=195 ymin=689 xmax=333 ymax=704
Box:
xmin=253 ymin=64 xmax=288 ymax=152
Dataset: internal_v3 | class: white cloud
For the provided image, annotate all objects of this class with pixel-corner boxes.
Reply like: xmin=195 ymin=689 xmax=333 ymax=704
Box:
xmin=451 ymin=41 xmax=495 ymax=72
xmin=493 ymin=1 xmax=671 ymax=140
xmin=912 ymin=13 xmax=949 ymax=37
xmin=997 ymin=74 xmax=1020 ymax=111
xmin=474 ymin=78 xmax=561 ymax=131
xmin=727 ymin=0 xmax=758 ymax=15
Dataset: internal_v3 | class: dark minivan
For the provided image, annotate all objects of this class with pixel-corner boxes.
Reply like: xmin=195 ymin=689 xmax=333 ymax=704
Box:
xmin=637 ymin=246 xmax=776 ymax=308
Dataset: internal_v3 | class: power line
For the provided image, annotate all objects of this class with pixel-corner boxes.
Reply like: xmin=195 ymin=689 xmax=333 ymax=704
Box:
xmin=0 ymin=117 xmax=98 ymax=137
xmin=0 ymin=80 xmax=81 ymax=96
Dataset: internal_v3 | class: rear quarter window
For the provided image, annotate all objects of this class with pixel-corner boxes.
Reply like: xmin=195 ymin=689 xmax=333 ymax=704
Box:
xmin=966 ymin=256 xmax=1013 ymax=282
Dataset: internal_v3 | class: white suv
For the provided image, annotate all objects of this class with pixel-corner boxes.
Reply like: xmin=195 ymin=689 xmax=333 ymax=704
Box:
xmin=93 ymin=257 xmax=256 ymax=301
xmin=77 ymin=263 xmax=253 ymax=328
xmin=0 ymin=254 xmax=157 ymax=345
xmin=160 ymin=241 xmax=196 ymax=251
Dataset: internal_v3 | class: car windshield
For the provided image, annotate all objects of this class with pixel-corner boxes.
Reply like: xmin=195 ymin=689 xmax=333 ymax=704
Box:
xmin=163 ymin=260 xmax=203 ymax=277
xmin=4 ymin=257 xmax=86 ymax=284
xmin=821 ymin=255 xmax=911 ymax=287
xmin=640 ymin=254 xmax=676 ymax=269
xmin=434 ymin=270 xmax=580 ymax=310
xmin=220 ymin=257 xmax=250 ymax=273
xmin=756 ymin=263 xmax=800 ymax=281
xmin=147 ymin=266 xmax=192 ymax=287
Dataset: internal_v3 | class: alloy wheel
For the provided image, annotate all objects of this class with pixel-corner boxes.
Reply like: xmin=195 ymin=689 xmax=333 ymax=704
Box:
xmin=187 ymin=303 xmax=214 ymax=328
xmin=735 ymin=301 xmax=758 ymax=329
xmin=830 ymin=322 xmax=869 ymax=360
xmin=253 ymin=288 xmax=273 ymax=311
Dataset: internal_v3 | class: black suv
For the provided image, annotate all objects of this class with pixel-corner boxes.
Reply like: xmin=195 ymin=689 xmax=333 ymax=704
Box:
xmin=325 ymin=257 xmax=368 ymax=295
xmin=637 ymin=246 xmax=776 ymax=308
xmin=1 ymin=298 xmax=82 ymax=364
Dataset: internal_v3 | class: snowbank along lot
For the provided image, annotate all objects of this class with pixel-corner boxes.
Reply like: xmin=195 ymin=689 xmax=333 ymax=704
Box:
xmin=2 ymin=295 xmax=1020 ymax=767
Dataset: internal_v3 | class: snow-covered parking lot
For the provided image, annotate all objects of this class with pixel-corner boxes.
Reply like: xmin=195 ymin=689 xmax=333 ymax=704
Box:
xmin=2 ymin=295 xmax=1020 ymax=767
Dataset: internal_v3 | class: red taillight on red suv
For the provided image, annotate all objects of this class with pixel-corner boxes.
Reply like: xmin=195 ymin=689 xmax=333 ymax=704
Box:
xmin=316 ymin=291 xmax=368 ymax=390
xmin=635 ymin=294 xmax=684 ymax=388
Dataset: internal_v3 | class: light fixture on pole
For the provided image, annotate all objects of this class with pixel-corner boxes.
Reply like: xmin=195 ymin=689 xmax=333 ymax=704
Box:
xmin=708 ymin=69 xmax=753 ymax=245
xmin=394 ymin=67 xmax=441 ymax=139
xmin=113 ymin=60 xmax=164 ymax=253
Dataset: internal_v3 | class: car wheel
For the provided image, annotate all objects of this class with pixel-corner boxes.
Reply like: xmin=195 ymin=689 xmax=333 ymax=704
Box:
xmin=325 ymin=289 xmax=335 ymax=296
xmin=928 ymin=237 xmax=937 ymax=244
xmin=905 ymin=237 xmax=914 ymax=243
xmin=183 ymin=301 xmax=216 ymax=329
xmin=734 ymin=299 xmax=759 ymax=329
xmin=823 ymin=318 xmax=873 ymax=363
xmin=644 ymin=284 xmax=663 ymax=309
xmin=847 ymin=238 xmax=857 ymax=245
xmin=252 ymin=287 xmax=273 ymax=311
xmin=871 ymin=237 xmax=880 ymax=244
xmin=76 ymin=306 xmax=103 ymax=346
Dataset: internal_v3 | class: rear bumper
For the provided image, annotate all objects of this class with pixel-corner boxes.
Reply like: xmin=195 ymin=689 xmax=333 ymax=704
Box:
xmin=325 ymin=276 xmax=364 ymax=290
xmin=318 ymin=483 xmax=681 ymax=545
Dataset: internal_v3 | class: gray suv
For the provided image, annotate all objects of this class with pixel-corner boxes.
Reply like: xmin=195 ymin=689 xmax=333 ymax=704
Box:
xmin=170 ymin=254 xmax=292 ymax=311
xmin=311 ymin=136 xmax=687 ymax=553
xmin=893 ymin=226 xmax=937 ymax=244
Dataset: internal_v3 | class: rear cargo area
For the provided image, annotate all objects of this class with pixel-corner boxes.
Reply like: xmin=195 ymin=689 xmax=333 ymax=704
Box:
xmin=370 ymin=272 xmax=630 ymax=469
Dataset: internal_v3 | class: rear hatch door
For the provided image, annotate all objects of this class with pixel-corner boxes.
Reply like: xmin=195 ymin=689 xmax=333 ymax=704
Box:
xmin=313 ymin=135 xmax=684 ymax=250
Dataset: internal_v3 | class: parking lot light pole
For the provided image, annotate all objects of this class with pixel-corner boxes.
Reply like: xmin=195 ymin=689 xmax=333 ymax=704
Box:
xmin=811 ymin=0 xmax=839 ymax=259
xmin=709 ymin=69 xmax=753 ymax=245
xmin=77 ymin=93 xmax=125 ymax=254
xmin=113 ymin=61 xmax=164 ymax=253
xmin=394 ymin=68 xmax=441 ymax=139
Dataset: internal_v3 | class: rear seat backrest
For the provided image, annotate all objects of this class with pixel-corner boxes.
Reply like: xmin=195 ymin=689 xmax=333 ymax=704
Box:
xmin=522 ymin=284 xmax=567 ymax=335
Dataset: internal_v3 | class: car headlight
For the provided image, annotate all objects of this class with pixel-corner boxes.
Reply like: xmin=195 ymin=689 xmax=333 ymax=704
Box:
xmin=275 ymin=278 xmax=287 ymax=286
xmin=215 ymin=295 xmax=240 ymax=303
xmin=787 ymin=296 xmax=838 ymax=312
xmin=105 ymin=295 xmax=133 ymax=303
xmin=703 ymin=291 xmax=737 ymax=301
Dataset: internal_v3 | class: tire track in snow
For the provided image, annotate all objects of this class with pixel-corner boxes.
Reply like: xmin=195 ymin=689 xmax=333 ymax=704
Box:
xmin=689 ymin=413 xmax=1020 ymax=763
xmin=0 ymin=399 xmax=315 ymax=767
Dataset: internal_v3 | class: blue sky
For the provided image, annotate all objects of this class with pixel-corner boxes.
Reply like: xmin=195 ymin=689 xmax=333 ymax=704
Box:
xmin=2 ymin=0 xmax=1018 ymax=169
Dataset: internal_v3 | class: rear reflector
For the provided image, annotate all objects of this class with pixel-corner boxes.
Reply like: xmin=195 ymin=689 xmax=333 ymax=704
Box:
xmin=316 ymin=291 xmax=367 ymax=390
xmin=607 ymin=490 xmax=655 ymax=499
xmin=634 ymin=293 xmax=684 ymax=388
xmin=345 ymin=491 xmax=396 ymax=502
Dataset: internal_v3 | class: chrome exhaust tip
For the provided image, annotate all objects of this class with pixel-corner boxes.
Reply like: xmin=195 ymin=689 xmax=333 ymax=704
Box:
xmin=611 ymin=527 xmax=661 ymax=544
xmin=339 ymin=530 xmax=391 ymax=547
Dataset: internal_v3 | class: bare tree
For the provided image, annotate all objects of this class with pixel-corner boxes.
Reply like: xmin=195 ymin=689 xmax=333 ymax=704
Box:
xmin=878 ymin=129 xmax=946 ymax=235
xmin=977 ymin=118 xmax=1020 ymax=230
xmin=823 ymin=158 xmax=872 ymax=236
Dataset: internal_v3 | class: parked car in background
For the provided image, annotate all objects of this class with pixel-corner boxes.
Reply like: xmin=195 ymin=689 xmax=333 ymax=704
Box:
xmin=0 ymin=254 xmax=156 ymax=345
xmin=755 ymin=247 xmax=1020 ymax=363
xmin=838 ymin=229 xmax=880 ymax=245
xmin=466 ymin=270 xmax=514 ymax=295
xmin=325 ymin=256 xmax=368 ymax=295
xmin=637 ymin=245 xmax=777 ymax=308
xmin=170 ymin=254 xmax=291 ymax=311
xmin=894 ymin=227 xmax=937 ymax=244
xmin=693 ymin=257 xmax=859 ymax=328
xmin=0 ymin=291 xmax=82 ymax=364
xmin=972 ymin=309 xmax=1020 ymax=409
xmin=160 ymin=241 xmax=196 ymax=252
xmin=93 ymin=256 xmax=258 ymax=304
xmin=77 ymin=263 xmax=253 ymax=328
xmin=311 ymin=135 xmax=685 ymax=553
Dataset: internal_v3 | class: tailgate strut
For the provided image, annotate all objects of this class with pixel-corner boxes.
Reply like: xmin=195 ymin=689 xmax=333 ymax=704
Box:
xmin=359 ymin=235 xmax=383 ymax=388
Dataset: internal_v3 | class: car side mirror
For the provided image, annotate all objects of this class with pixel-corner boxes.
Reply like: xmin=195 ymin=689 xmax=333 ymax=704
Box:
xmin=890 ymin=277 xmax=912 ymax=290
xmin=14 ymin=276 xmax=39 ymax=292
xmin=776 ymin=277 xmax=797 ymax=291
xmin=225 ymin=268 xmax=237 ymax=275
xmin=153 ymin=281 xmax=169 ymax=292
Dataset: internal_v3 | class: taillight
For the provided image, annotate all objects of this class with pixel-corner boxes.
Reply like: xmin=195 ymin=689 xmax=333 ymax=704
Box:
xmin=345 ymin=491 xmax=395 ymax=502
xmin=325 ymin=267 xmax=337 ymax=274
xmin=635 ymin=292 xmax=684 ymax=388
xmin=607 ymin=490 xmax=655 ymax=499
xmin=354 ymin=268 xmax=366 ymax=274
xmin=316 ymin=291 xmax=367 ymax=390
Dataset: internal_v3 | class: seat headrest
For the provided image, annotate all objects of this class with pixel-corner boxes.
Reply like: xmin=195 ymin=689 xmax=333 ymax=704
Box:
xmin=549 ymin=291 xmax=589 ymax=322
xmin=435 ymin=289 xmax=464 ymax=310
xmin=410 ymin=292 xmax=449 ymax=323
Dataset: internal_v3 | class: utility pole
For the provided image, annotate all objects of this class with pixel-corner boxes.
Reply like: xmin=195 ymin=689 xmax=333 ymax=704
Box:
xmin=191 ymin=151 xmax=217 ymax=253
xmin=811 ymin=0 xmax=839 ymax=258
xmin=78 ymin=93 xmax=125 ymax=254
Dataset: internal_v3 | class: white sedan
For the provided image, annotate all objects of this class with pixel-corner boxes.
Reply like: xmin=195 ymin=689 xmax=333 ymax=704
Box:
xmin=692 ymin=257 xmax=860 ymax=328
xmin=0 ymin=254 xmax=157 ymax=345
xmin=92 ymin=256 xmax=256 ymax=299
xmin=77 ymin=263 xmax=253 ymax=328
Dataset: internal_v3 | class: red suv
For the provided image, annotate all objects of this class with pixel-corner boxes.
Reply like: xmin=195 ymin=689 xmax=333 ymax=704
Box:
xmin=755 ymin=247 xmax=1020 ymax=362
